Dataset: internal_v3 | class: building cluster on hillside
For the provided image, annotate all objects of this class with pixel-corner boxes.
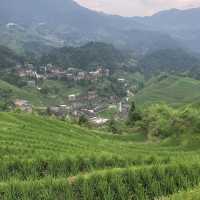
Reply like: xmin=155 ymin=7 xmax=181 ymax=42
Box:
xmin=45 ymin=89 xmax=130 ymax=125
xmin=13 ymin=88 xmax=130 ymax=126
xmin=17 ymin=69 xmax=46 ymax=80
xmin=46 ymin=66 xmax=110 ymax=81
xmin=46 ymin=100 xmax=109 ymax=126
xmin=12 ymin=64 xmax=134 ymax=125
xmin=16 ymin=64 xmax=110 ymax=85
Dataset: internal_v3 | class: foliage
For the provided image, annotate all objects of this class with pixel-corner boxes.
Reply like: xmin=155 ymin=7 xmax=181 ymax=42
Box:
xmin=78 ymin=115 xmax=89 ymax=126
xmin=96 ymin=77 xmax=127 ymax=98
xmin=108 ymin=118 xmax=122 ymax=134
xmin=40 ymin=42 xmax=126 ymax=71
xmin=0 ymin=45 xmax=24 ymax=69
xmin=136 ymin=104 xmax=200 ymax=139
xmin=0 ymin=71 xmax=27 ymax=88
xmin=139 ymin=48 xmax=200 ymax=78
xmin=0 ymin=101 xmax=10 ymax=111
xmin=127 ymin=101 xmax=142 ymax=126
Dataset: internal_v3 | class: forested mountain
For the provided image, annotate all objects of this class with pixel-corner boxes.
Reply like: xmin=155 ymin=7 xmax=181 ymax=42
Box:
xmin=0 ymin=46 xmax=23 ymax=69
xmin=0 ymin=0 xmax=183 ymax=54
xmin=137 ymin=7 xmax=200 ymax=30
xmin=135 ymin=7 xmax=200 ymax=52
xmin=40 ymin=42 xmax=127 ymax=70
xmin=139 ymin=49 xmax=200 ymax=77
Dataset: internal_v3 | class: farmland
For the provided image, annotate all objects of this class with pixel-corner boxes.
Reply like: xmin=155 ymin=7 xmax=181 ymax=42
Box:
xmin=1 ymin=112 xmax=200 ymax=199
xmin=134 ymin=75 xmax=200 ymax=108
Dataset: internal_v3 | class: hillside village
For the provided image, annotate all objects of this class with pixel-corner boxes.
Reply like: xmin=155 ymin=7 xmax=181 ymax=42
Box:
xmin=16 ymin=63 xmax=110 ymax=84
xmin=11 ymin=63 xmax=135 ymax=125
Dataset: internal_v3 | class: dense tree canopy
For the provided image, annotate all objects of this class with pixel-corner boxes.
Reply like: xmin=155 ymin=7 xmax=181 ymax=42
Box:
xmin=40 ymin=42 xmax=126 ymax=70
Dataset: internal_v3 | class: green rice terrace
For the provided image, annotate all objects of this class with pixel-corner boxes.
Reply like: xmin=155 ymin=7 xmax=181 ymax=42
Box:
xmin=134 ymin=75 xmax=200 ymax=108
xmin=0 ymin=110 xmax=200 ymax=199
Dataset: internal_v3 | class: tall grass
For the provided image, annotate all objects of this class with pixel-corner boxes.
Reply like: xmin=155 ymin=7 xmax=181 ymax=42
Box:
xmin=0 ymin=155 xmax=170 ymax=181
xmin=0 ymin=164 xmax=200 ymax=199
xmin=0 ymin=112 xmax=200 ymax=199
xmin=70 ymin=164 xmax=200 ymax=200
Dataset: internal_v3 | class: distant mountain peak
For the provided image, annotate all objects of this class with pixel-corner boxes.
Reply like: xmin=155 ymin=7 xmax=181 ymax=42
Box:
xmin=152 ymin=8 xmax=181 ymax=17
xmin=0 ymin=0 xmax=200 ymax=54
xmin=151 ymin=6 xmax=200 ymax=18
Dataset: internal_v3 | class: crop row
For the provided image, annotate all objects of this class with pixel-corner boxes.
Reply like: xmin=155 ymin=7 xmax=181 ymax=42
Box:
xmin=0 ymin=163 xmax=200 ymax=199
xmin=0 ymin=154 xmax=171 ymax=182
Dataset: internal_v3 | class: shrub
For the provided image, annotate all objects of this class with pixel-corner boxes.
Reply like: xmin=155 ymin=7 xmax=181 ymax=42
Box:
xmin=136 ymin=104 xmax=200 ymax=139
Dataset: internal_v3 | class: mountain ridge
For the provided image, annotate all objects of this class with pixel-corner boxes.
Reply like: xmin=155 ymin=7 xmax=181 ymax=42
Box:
xmin=0 ymin=0 xmax=184 ymax=54
xmin=0 ymin=0 xmax=200 ymax=53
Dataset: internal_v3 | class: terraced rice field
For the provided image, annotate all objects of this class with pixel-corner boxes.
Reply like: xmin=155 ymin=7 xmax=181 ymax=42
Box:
xmin=134 ymin=75 xmax=200 ymax=107
xmin=1 ymin=112 xmax=200 ymax=199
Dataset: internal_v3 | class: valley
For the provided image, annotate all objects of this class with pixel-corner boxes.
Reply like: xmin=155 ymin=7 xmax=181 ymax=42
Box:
xmin=0 ymin=0 xmax=200 ymax=199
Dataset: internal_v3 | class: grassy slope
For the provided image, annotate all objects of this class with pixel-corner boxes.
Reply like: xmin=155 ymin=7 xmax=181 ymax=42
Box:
xmin=134 ymin=75 xmax=200 ymax=108
xmin=0 ymin=113 xmax=197 ymax=158
xmin=0 ymin=79 xmax=44 ymax=105
xmin=1 ymin=112 xmax=200 ymax=198
xmin=0 ymin=112 xmax=179 ymax=161
xmin=0 ymin=79 xmax=83 ymax=106
xmin=38 ymin=79 xmax=82 ymax=104
xmin=1 ymin=112 xmax=199 ymax=171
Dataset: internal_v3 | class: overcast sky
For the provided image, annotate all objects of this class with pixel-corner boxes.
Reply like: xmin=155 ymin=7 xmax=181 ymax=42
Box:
xmin=74 ymin=0 xmax=200 ymax=16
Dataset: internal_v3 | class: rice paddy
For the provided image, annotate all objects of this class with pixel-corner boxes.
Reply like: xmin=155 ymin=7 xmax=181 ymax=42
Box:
xmin=0 ymin=112 xmax=200 ymax=199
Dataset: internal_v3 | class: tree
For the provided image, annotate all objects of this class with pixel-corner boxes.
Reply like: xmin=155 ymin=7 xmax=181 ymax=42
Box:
xmin=0 ymin=101 xmax=10 ymax=111
xmin=127 ymin=101 xmax=142 ymax=126
xmin=78 ymin=115 xmax=88 ymax=126
xmin=108 ymin=118 xmax=121 ymax=134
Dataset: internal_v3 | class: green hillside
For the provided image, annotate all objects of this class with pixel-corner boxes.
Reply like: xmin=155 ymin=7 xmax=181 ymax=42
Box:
xmin=0 ymin=45 xmax=23 ymax=69
xmin=1 ymin=112 xmax=200 ymax=199
xmin=139 ymin=48 xmax=200 ymax=78
xmin=134 ymin=75 xmax=200 ymax=107
xmin=0 ymin=79 xmax=84 ymax=107
xmin=0 ymin=79 xmax=44 ymax=105
xmin=0 ymin=24 xmax=61 ymax=56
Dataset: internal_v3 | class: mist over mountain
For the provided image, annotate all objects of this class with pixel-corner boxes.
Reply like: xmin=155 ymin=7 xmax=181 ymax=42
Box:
xmin=139 ymin=7 xmax=200 ymax=30
xmin=0 ymin=0 xmax=141 ymax=35
xmin=0 ymin=0 xmax=199 ymax=54
xmin=135 ymin=7 xmax=200 ymax=52
xmin=0 ymin=0 xmax=82 ymax=25
xmin=0 ymin=0 xmax=181 ymax=54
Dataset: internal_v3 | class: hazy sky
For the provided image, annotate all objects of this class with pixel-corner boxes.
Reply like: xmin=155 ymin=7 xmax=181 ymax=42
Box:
xmin=74 ymin=0 xmax=200 ymax=16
